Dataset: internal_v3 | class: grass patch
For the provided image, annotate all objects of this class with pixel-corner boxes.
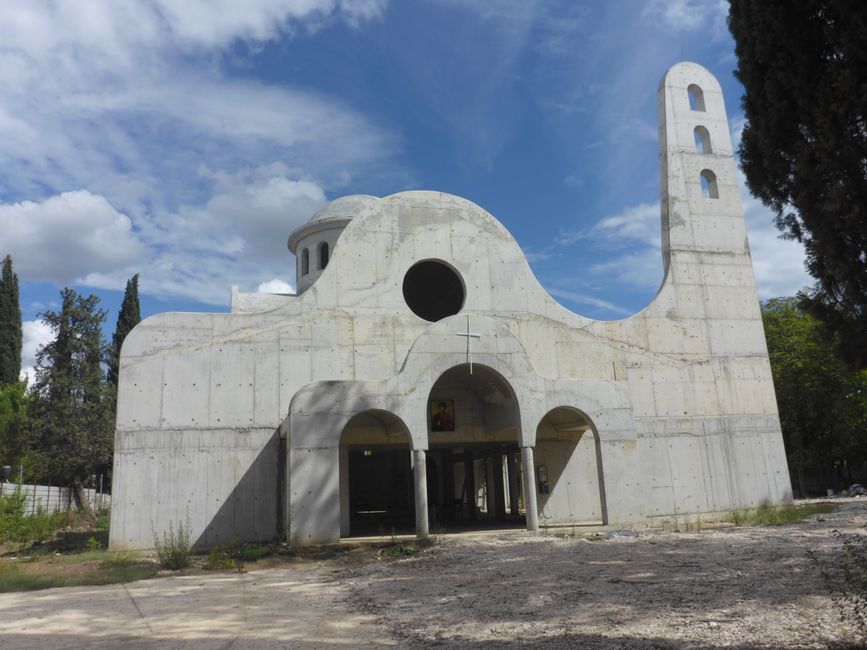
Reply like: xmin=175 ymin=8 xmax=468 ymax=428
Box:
xmin=378 ymin=536 xmax=437 ymax=559
xmin=205 ymin=540 xmax=274 ymax=571
xmin=727 ymin=501 xmax=838 ymax=526
xmin=0 ymin=552 xmax=158 ymax=592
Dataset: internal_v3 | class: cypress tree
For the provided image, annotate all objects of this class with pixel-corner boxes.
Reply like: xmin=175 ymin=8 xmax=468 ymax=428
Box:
xmin=108 ymin=274 xmax=141 ymax=387
xmin=28 ymin=288 xmax=111 ymax=519
xmin=729 ymin=1 xmax=867 ymax=368
xmin=0 ymin=255 xmax=22 ymax=384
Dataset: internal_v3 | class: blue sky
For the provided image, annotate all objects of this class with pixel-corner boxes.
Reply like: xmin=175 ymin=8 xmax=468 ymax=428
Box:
xmin=0 ymin=0 xmax=811 ymax=378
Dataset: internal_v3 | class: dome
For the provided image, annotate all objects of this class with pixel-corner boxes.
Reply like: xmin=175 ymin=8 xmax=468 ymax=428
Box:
xmin=308 ymin=194 xmax=379 ymax=224
xmin=288 ymin=194 xmax=380 ymax=255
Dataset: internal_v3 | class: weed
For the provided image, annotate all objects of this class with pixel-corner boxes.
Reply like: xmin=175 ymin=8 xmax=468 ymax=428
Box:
xmin=94 ymin=512 xmax=110 ymax=530
xmin=152 ymin=519 xmax=192 ymax=570
xmin=86 ymin=536 xmax=102 ymax=551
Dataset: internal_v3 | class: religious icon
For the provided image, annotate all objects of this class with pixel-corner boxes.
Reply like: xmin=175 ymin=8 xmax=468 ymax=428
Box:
xmin=430 ymin=399 xmax=455 ymax=431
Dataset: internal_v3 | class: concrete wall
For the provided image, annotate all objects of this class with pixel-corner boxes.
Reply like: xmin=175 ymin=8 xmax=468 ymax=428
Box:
xmin=110 ymin=62 xmax=791 ymax=549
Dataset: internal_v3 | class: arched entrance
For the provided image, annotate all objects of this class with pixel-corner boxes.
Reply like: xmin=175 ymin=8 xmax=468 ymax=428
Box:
xmin=535 ymin=407 xmax=607 ymax=525
xmin=339 ymin=410 xmax=413 ymax=537
xmin=426 ymin=364 xmax=526 ymax=530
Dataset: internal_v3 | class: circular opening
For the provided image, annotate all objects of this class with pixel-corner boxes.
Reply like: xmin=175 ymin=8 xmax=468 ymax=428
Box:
xmin=402 ymin=260 xmax=465 ymax=322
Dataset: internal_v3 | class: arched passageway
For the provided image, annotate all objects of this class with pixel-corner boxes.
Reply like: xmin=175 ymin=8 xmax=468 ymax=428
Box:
xmin=535 ymin=407 xmax=607 ymax=526
xmin=339 ymin=410 xmax=413 ymax=537
xmin=426 ymin=364 xmax=526 ymax=531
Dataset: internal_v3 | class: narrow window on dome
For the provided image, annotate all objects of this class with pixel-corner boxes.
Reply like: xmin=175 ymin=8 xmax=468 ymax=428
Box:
xmin=319 ymin=242 xmax=329 ymax=270
xmin=301 ymin=248 xmax=309 ymax=276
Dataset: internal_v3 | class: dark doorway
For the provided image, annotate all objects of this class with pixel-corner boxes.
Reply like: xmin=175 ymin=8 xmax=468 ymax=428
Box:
xmin=346 ymin=447 xmax=413 ymax=536
xmin=426 ymin=443 xmax=525 ymax=531
xmin=340 ymin=409 xmax=414 ymax=538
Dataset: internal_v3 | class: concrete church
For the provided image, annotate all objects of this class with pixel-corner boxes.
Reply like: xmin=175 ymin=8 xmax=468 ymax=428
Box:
xmin=110 ymin=63 xmax=792 ymax=549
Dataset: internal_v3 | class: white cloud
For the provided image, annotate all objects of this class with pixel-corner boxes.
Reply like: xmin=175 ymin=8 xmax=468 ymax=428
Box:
xmin=0 ymin=191 xmax=149 ymax=284
xmin=548 ymin=287 xmax=631 ymax=317
xmin=0 ymin=0 xmax=394 ymax=304
xmin=741 ymin=181 xmax=811 ymax=300
xmin=557 ymin=202 xmax=660 ymax=248
xmin=257 ymin=278 xmax=295 ymax=294
xmin=642 ymin=0 xmax=726 ymax=32
xmin=19 ymin=319 xmax=53 ymax=384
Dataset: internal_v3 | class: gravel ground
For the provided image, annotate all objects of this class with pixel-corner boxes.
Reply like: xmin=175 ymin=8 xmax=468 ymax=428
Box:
xmin=2 ymin=501 xmax=865 ymax=648
xmin=343 ymin=501 xmax=867 ymax=649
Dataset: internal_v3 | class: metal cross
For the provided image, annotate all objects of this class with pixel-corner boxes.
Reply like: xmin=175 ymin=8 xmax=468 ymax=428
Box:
xmin=456 ymin=314 xmax=481 ymax=374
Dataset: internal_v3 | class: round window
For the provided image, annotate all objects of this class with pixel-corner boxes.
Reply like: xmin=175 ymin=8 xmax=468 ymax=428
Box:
xmin=402 ymin=260 xmax=465 ymax=322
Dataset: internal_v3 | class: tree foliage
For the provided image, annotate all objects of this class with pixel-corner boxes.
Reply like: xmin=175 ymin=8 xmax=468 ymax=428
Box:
xmin=0 ymin=255 xmax=22 ymax=385
xmin=0 ymin=381 xmax=29 ymax=469
xmin=729 ymin=1 xmax=867 ymax=368
xmin=762 ymin=298 xmax=867 ymax=495
xmin=107 ymin=274 xmax=141 ymax=387
xmin=26 ymin=288 xmax=113 ymax=517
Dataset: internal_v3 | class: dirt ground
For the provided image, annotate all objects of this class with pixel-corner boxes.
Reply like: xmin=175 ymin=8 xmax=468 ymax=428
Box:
xmin=342 ymin=501 xmax=867 ymax=649
xmin=1 ymin=500 xmax=866 ymax=649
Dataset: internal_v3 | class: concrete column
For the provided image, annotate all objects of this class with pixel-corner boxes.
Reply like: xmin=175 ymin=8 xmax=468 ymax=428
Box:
xmin=413 ymin=449 xmax=430 ymax=539
xmin=521 ymin=446 xmax=539 ymax=532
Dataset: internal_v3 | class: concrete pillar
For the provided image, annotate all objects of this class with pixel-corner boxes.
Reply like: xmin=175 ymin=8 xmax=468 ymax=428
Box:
xmin=521 ymin=446 xmax=539 ymax=532
xmin=413 ymin=449 xmax=430 ymax=539
xmin=288 ymin=445 xmax=341 ymax=544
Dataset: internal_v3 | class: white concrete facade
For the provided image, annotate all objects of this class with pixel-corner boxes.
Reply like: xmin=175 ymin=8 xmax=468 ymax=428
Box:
xmin=110 ymin=63 xmax=791 ymax=550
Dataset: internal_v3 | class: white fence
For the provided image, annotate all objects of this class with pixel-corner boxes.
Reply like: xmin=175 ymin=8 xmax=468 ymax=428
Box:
xmin=0 ymin=482 xmax=110 ymax=515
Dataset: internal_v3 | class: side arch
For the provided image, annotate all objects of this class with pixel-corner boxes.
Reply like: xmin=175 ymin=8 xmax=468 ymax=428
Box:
xmin=339 ymin=409 xmax=413 ymax=537
xmin=535 ymin=406 xmax=608 ymax=526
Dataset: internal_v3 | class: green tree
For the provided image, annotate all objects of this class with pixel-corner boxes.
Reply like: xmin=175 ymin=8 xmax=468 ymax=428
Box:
xmin=0 ymin=381 xmax=29 ymax=470
xmin=27 ymin=288 xmax=112 ymax=519
xmin=0 ymin=255 xmax=22 ymax=385
xmin=107 ymin=274 xmax=141 ymax=387
xmin=729 ymin=2 xmax=867 ymax=368
xmin=762 ymin=298 xmax=867 ymax=495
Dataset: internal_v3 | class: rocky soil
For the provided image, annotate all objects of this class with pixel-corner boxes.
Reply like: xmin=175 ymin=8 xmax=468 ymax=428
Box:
xmin=342 ymin=501 xmax=867 ymax=648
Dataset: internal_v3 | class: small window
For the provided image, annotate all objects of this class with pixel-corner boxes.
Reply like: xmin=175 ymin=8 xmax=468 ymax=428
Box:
xmin=700 ymin=169 xmax=719 ymax=199
xmin=694 ymin=126 xmax=712 ymax=154
xmin=687 ymin=84 xmax=705 ymax=112
xmin=318 ymin=242 xmax=329 ymax=270
xmin=301 ymin=248 xmax=309 ymax=276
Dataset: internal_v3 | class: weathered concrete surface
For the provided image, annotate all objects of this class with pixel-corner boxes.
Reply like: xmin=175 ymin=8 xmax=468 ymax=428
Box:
xmin=111 ymin=61 xmax=791 ymax=549
xmin=0 ymin=565 xmax=394 ymax=649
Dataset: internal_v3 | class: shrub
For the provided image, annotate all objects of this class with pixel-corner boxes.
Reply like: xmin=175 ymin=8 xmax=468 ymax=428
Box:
xmin=810 ymin=529 xmax=867 ymax=637
xmin=0 ymin=491 xmax=67 ymax=546
xmin=152 ymin=519 xmax=192 ymax=570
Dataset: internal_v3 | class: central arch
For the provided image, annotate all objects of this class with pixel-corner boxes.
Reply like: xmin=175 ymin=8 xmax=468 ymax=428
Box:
xmin=426 ymin=363 xmax=526 ymax=530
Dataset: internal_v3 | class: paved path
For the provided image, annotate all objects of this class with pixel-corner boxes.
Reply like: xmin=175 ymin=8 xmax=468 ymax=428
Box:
xmin=0 ymin=564 xmax=395 ymax=649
